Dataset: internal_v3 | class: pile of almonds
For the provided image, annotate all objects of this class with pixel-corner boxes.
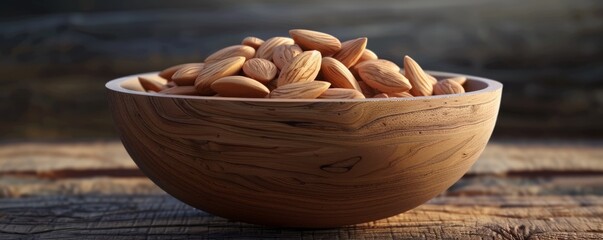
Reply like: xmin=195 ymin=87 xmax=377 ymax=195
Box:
xmin=138 ymin=29 xmax=467 ymax=99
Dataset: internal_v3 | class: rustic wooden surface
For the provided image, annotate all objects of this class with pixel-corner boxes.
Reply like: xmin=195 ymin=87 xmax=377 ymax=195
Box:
xmin=0 ymin=141 xmax=602 ymax=239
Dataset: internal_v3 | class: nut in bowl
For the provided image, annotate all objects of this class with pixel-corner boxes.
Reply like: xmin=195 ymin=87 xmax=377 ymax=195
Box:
xmin=106 ymin=29 xmax=503 ymax=228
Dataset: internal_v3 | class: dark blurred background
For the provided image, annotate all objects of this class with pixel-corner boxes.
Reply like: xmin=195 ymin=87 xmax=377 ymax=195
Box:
xmin=1 ymin=0 xmax=602 ymax=141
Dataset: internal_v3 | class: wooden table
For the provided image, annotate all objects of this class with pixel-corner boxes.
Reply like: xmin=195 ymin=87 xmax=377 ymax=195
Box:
xmin=0 ymin=141 xmax=602 ymax=239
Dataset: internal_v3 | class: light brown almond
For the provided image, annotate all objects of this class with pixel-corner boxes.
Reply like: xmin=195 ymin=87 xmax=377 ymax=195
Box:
xmin=158 ymin=86 xmax=198 ymax=95
xmin=171 ymin=63 xmax=205 ymax=86
xmin=320 ymin=57 xmax=361 ymax=91
xmin=357 ymin=49 xmax=378 ymax=64
xmin=332 ymin=37 xmax=367 ymax=68
xmin=389 ymin=91 xmax=414 ymax=98
xmin=255 ymin=37 xmax=295 ymax=60
xmin=318 ymin=88 xmax=365 ymax=99
xmin=289 ymin=29 xmax=341 ymax=56
xmin=138 ymin=76 xmax=166 ymax=92
xmin=159 ymin=63 xmax=200 ymax=81
xmin=427 ymin=74 xmax=438 ymax=85
xmin=269 ymin=81 xmax=331 ymax=99
xmin=277 ymin=50 xmax=322 ymax=87
xmin=205 ymin=45 xmax=255 ymax=63
xmin=373 ymin=93 xmax=389 ymax=98
xmin=355 ymin=59 xmax=400 ymax=72
xmin=195 ymin=56 xmax=246 ymax=95
xmin=445 ymin=76 xmax=467 ymax=85
xmin=241 ymin=36 xmax=264 ymax=49
xmin=404 ymin=55 xmax=434 ymax=96
xmin=356 ymin=61 xmax=412 ymax=93
xmin=433 ymin=79 xmax=466 ymax=95
xmin=272 ymin=44 xmax=302 ymax=69
xmin=210 ymin=76 xmax=270 ymax=98
xmin=358 ymin=81 xmax=377 ymax=97
xmin=242 ymin=58 xmax=278 ymax=83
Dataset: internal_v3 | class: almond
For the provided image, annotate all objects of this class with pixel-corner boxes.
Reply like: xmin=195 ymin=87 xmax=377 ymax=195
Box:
xmin=332 ymin=37 xmax=367 ymax=68
xmin=357 ymin=49 xmax=378 ymax=64
xmin=242 ymin=58 xmax=278 ymax=83
xmin=158 ymin=86 xmax=198 ymax=95
xmin=171 ymin=63 xmax=205 ymax=86
xmin=356 ymin=60 xmax=412 ymax=93
xmin=272 ymin=44 xmax=302 ymax=69
xmin=210 ymin=76 xmax=270 ymax=98
xmin=138 ymin=76 xmax=166 ymax=92
xmin=195 ymin=56 xmax=246 ymax=95
xmin=269 ymin=81 xmax=331 ymax=99
xmin=404 ymin=55 xmax=434 ymax=96
xmin=159 ymin=63 xmax=200 ymax=81
xmin=289 ymin=29 xmax=341 ymax=56
xmin=320 ymin=57 xmax=361 ymax=91
xmin=318 ymin=88 xmax=365 ymax=99
xmin=446 ymin=76 xmax=467 ymax=85
xmin=433 ymin=79 xmax=465 ymax=95
xmin=373 ymin=93 xmax=389 ymax=98
xmin=355 ymin=59 xmax=400 ymax=72
xmin=205 ymin=45 xmax=255 ymax=63
xmin=277 ymin=50 xmax=322 ymax=87
xmin=389 ymin=91 xmax=414 ymax=98
xmin=241 ymin=36 xmax=264 ymax=49
xmin=255 ymin=37 xmax=295 ymax=60
xmin=358 ymin=81 xmax=377 ymax=97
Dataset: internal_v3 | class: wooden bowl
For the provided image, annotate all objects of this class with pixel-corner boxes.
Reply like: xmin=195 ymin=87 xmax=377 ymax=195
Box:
xmin=106 ymin=71 xmax=502 ymax=228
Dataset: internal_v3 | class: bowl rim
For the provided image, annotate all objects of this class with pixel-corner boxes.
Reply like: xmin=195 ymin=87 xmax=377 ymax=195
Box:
xmin=106 ymin=70 xmax=502 ymax=102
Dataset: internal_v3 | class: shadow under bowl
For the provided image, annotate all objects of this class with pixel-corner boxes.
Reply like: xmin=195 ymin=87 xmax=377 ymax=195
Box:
xmin=106 ymin=71 xmax=502 ymax=228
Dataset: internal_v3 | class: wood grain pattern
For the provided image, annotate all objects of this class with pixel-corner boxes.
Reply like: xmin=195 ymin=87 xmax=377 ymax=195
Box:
xmin=0 ymin=195 xmax=601 ymax=239
xmin=0 ymin=141 xmax=601 ymax=238
xmin=106 ymin=71 xmax=502 ymax=227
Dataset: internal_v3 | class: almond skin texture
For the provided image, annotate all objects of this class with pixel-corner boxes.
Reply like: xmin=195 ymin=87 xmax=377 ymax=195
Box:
xmin=272 ymin=44 xmax=302 ymax=69
xmin=318 ymin=88 xmax=365 ymax=99
xmin=210 ymin=76 xmax=270 ymax=98
xmin=373 ymin=93 xmax=389 ymax=98
xmin=355 ymin=59 xmax=400 ymax=72
xmin=356 ymin=61 xmax=412 ymax=93
xmin=255 ymin=37 xmax=295 ymax=60
xmin=389 ymin=91 xmax=414 ymax=98
xmin=242 ymin=58 xmax=278 ymax=83
xmin=171 ymin=63 xmax=205 ymax=86
xmin=158 ymin=86 xmax=198 ymax=95
xmin=357 ymin=49 xmax=378 ymax=64
xmin=433 ymin=79 xmax=466 ymax=95
xmin=195 ymin=56 xmax=246 ymax=95
xmin=269 ymin=81 xmax=331 ymax=99
xmin=358 ymin=81 xmax=377 ymax=97
xmin=289 ymin=29 xmax=341 ymax=56
xmin=277 ymin=50 xmax=322 ymax=87
xmin=320 ymin=57 xmax=361 ymax=91
xmin=205 ymin=45 xmax=255 ymax=63
xmin=159 ymin=63 xmax=200 ymax=81
xmin=332 ymin=37 xmax=367 ymax=68
xmin=404 ymin=55 xmax=434 ymax=96
xmin=446 ymin=76 xmax=467 ymax=85
xmin=241 ymin=36 xmax=264 ymax=49
xmin=138 ymin=76 xmax=166 ymax=92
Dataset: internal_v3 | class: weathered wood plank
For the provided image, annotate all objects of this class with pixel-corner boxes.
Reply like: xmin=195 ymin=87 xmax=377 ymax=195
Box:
xmin=472 ymin=141 xmax=603 ymax=175
xmin=0 ymin=141 xmax=134 ymax=172
xmin=0 ymin=195 xmax=601 ymax=239
xmin=3 ymin=174 xmax=603 ymax=198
